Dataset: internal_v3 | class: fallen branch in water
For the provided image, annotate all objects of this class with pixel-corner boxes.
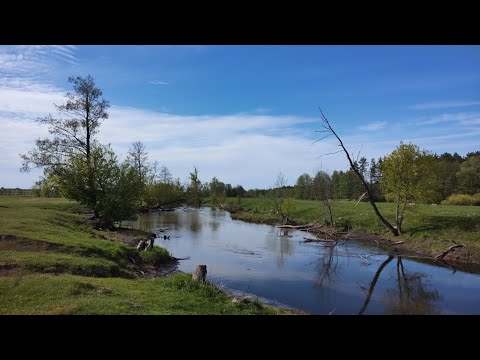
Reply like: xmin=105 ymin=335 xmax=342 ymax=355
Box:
xmin=435 ymin=243 xmax=464 ymax=260
xmin=276 ymin=223 xmax=316 ymax=229
xmin=303 ymin=237 xmax=335 ymax=243
xmin=171 ymin=256 xmax=191 ymax=261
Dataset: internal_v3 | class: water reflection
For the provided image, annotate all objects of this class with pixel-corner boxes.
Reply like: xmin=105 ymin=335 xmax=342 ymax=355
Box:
xmin=266 ymin=228 xmax=294 ymax=267
xmin=357 ymin=256 xmax=441 ymax=315
xmin=314 ymin=242 xmax=340 ymax=289
xmin=384 ymin=258 xmax=441 ymax=315
xmin=128 ymin=208 xmax=480 ymax=315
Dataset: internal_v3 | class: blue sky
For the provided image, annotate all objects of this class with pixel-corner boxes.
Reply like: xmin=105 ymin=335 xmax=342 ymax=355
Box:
xmin=1 ymin=45 xmax=479 ymax=189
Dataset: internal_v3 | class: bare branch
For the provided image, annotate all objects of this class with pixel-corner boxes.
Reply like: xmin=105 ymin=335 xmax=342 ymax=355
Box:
xmin=315 ymin=107 xmax=399 ymax=236
xmin=315 ymin=150 xmax=343 ymax=159
xmin=311 ymin=133 xmax=333 ymax=145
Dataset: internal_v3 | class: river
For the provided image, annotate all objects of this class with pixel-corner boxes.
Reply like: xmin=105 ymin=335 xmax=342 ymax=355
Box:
xmin=128 ymin=207 xmax=480 ymax=315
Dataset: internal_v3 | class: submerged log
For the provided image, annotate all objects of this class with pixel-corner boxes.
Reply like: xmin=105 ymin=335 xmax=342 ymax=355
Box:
xmin=192 ymin=265 xmax=207 ymax=282
xmin=303 ymin=237 xmax=335 ymax=243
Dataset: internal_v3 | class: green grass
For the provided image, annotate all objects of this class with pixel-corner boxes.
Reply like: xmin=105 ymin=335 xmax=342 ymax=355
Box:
xmin=0 ymin=273 xmax=285 ymax=315
xmin=0 ymin=196 xmax=287 ymax=314
xmin=224 ymin=197 xmax=480 ymax=262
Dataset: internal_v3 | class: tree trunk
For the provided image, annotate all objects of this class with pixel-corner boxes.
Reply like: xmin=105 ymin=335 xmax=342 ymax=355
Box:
xmin=319 ymin=110 xmax=399 ymax=236
xmin=192 ymin=265 xmax=207 ymax=282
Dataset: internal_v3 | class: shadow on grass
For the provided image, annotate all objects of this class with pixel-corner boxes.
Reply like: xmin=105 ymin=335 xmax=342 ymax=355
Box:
xmin=407 ymin=215 xmax=479 ymax=235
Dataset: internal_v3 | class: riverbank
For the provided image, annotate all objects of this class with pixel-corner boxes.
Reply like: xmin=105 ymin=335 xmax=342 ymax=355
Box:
xmin=0 ymin=196 xmax=289 ymax=314
xmin=219 ymin=197 xmax=480 ymax=266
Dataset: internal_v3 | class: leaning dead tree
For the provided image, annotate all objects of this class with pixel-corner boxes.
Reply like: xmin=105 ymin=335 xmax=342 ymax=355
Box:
xmin=316 ymin=109 xmax=399 ymax=236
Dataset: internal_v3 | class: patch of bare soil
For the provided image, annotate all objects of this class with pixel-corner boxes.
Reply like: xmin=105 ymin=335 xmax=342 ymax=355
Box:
xmin=132 ymin=260 xmax=181 ymax=278
xmin=98 ymin=228 xmax=155 ymax=247
xmin=0 ymin=234 xmax=58 ymax=252
xmin=0 ymin=263 xmax=20 ymax=276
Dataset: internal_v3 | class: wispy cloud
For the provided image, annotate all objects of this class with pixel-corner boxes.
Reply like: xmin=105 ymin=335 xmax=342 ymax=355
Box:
xmin=416 ymin=112 xmax=480 ymax=126
xmin=410 ymin=100 xmax=480 ymax=110
xmin=149 ymin=80 xmax=168 ymax=85
xmin=358 ymin=121 xmax=387 ymax=131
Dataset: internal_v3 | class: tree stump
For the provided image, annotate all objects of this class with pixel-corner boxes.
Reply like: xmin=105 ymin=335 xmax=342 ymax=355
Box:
xmin=192 ymin=265 xmax=207 ymax=282
xmin=145 ymin=238 xmax=155 ymax=251
xmin=136 ymin=239 xmax=147 ymax=250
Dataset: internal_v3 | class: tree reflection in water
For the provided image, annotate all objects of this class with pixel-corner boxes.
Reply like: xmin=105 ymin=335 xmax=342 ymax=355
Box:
xmin=268 ymin=228 xmax=294 ymax=267
xmin=384 ymin=257 xmax=441 ymax=315
xmin=358 ymin=256 xmax=441 ymax=315
xmin=314 ymin=242 xmax=340 ymax=289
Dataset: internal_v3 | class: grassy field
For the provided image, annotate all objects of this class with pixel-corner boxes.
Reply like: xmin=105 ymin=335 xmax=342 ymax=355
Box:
xmin=0 ymin=196 xmax=286 ymax=315
xmin=222 ymin=197 xmax=480 ymax=263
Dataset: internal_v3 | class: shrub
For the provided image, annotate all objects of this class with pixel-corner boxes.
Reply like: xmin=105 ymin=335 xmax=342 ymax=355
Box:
xmin=441 ymin=193 xmax=480 ymax=206
xmin=139 ymin=247 xmax=171 ymax=265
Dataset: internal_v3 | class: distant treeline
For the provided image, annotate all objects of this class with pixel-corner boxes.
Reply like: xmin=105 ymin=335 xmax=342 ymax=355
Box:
xmin=0 ymin=188 xmax=33 ymax=196
xmin=242 ymin=151 xmax=480 ymax=204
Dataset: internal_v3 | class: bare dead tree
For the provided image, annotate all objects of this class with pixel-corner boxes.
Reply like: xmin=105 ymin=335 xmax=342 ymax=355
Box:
xmin=316 ymin=109 xmax=399 ymax=236
xmin=127 ymin=141 xmax=149 ymax=187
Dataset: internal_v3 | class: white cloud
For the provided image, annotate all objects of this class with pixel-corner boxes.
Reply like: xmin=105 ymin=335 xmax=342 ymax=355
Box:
xmin=0 ymin=93 xmax=339 ymax=188
xmin=410 ymin=100 xmax=480 ymax=110
xmin=149 ymin=80 xmax=168 ymax=85
xmin=358 ymin=121 xmax=387 ymax=131
xmin=0 ymin=86 xmax=64 ymax=115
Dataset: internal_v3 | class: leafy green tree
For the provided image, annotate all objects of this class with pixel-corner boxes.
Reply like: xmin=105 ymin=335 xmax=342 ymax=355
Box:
xmin=295 ymin=173 xmax=313 ymax=199
xmin=380 ymin=142 xmax=438 ymax=235
xmin=186 ymin=166 xmax=203 ymax=207
xmin=20 ymin=75 xmax=110 ymax=219
xmin=57 ymin=145 xmax=141 ymax=228
xmin=434 ymin=159 xmax=461 ymax=201
xmin=209 ymin=177 xmax=226 ymax=205
xmin=457 ymin=155 xmax=480 ymax=195
xmin=31 ymin=173 xmax=62 ymax=198
xmin=146 ymin=179 xmax=184 ymax=209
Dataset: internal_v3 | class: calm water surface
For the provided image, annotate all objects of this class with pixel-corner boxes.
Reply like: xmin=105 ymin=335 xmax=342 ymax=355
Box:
xmin=128 ymin=207 xmax=480 ymax=315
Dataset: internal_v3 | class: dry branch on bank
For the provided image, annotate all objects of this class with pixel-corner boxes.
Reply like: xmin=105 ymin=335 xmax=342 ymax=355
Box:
xmin=303 ymin=237 xmax=336 ymax=243
xmin=435 ymin=243 xmax=464 ymax=259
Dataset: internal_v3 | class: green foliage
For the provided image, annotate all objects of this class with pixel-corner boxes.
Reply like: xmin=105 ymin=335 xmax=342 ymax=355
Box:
xmin=31 ymin=173 xmax=63 ymax=198
xmin=57 ymin=145 xmax=141 ymax=228
xmin=441 ymin=193 xmax=480 ymax=206
xmin=433 ymin=156 xmax=461 ymax=202
xmin=145 ymin=180 xmax=184 ymax=209
xmin=186 ymin=166 xmax=203 ymax=207
xmin=458 ymin=155 xmax=480 ymax=195
xmin=380 ymin=142 xmax=438 ymax=233
xmin=209 ymin=176 xmax=227 ymax=205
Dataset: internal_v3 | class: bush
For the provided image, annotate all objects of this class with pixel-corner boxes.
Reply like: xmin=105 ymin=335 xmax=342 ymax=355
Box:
xmin=441 ymin=193 xmax=480 ymax=206
xmin=139 ymin=247 xmax=171 ymax=265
